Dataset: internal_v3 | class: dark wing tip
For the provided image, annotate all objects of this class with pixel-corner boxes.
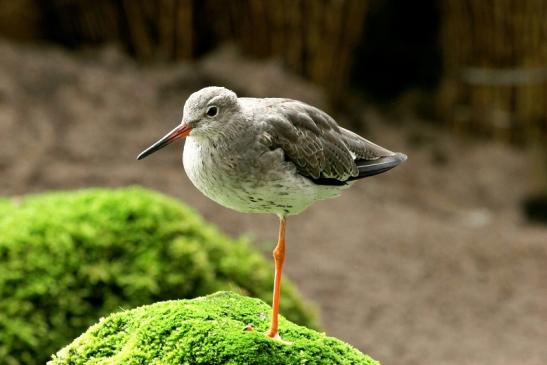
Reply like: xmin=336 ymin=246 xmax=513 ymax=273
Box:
xmin=394 ymin=152 xmax=408 ymax=163
xmin=352 ymin=152 xmax=407 ymax=179
xmin=310 ymin=152 xmax=407 ymax=186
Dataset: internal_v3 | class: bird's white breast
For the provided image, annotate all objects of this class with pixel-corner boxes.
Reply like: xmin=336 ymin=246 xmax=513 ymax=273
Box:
xmin=182 ymin=137 xmax=345 ymax=215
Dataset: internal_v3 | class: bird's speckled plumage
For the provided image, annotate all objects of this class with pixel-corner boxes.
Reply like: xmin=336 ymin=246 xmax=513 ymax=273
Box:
xmin=180 ymin=87 xmax=406 ymax=216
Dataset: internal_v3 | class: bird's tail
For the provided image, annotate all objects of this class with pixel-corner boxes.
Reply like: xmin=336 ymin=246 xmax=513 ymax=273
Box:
xmin=349 ymin=152 xmax=407 ymax=180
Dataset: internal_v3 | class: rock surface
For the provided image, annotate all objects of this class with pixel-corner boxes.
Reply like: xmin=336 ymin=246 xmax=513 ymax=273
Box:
xmin=49 ymin=292 xmax=378 ymax=365
xmin=0 ymin=187 xmax=316 ymax=364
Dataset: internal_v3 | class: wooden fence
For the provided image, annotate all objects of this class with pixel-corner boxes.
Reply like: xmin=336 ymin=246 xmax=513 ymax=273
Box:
xmin=32 ymin=0 xmax=368 ymax=100
xmin=438 ymin=0 xmax=547 ymax=143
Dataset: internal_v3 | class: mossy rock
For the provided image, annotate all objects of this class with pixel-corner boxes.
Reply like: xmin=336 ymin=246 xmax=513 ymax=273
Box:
xmin=0 ymin=187 xmax=316 ymax=365
xmin=49 ymin=291 xmax=378 ymax=365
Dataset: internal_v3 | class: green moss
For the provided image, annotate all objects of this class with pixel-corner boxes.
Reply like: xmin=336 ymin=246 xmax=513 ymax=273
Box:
xmin=49 ymin=291 xmax=378 ymax=365
xmin=0 ymin=187 xmax=316 ymax=365
xmin=0 ymin=197 xmax=14 ymax=215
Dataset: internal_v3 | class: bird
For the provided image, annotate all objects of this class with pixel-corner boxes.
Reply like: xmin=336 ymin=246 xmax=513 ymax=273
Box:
xmin=137 ymin=86 xmax=407 ymax=340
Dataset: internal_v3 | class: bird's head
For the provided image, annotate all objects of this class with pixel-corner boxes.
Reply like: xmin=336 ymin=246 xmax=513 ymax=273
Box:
xmin=183 ymin=86 xmax=239 ymax=136
xmin=137 ymin=86 xmax=239 ymax=160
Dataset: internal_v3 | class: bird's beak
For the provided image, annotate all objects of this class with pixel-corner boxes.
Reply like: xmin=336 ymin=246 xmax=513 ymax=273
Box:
xmin=137 ymin=122 xmax=192 ymax=160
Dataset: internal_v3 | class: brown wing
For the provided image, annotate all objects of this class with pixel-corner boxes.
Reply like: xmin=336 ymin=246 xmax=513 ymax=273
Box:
xmin=258 ymin=100 xmax=399 ymax=183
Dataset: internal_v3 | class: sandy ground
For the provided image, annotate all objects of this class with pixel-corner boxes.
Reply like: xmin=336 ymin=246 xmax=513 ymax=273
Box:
xmin=1 ymin=40 xmax=546 ymax=365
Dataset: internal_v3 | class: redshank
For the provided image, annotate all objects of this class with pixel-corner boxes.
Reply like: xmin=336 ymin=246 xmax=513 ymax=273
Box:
xmin=137 ymin=86 xmax=406 ymax=339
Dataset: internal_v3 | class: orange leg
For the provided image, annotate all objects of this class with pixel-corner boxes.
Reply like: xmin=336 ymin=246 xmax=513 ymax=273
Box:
xmin=266 ymin=215 xmax=287 ymax=338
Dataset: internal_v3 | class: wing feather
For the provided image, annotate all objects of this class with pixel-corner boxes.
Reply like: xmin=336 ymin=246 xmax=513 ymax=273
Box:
xmin=257 ymin=100 xmax=400 ymax=183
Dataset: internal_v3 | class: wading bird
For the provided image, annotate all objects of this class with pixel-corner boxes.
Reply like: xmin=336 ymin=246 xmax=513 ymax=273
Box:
xmin=138 ymin=86 xmax=406 ymax=339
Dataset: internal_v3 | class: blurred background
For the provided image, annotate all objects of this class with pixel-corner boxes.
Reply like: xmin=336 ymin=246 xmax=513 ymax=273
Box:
xmin=0 ymin=0 xmax=546 ymax=364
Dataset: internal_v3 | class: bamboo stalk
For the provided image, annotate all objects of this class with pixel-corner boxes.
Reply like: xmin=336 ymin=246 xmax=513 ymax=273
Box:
xmin=174 ymin=0 xmax=193 ymax=60
xmin=158 ymin=0 xmax=176 ymax=59
xmin=122 ymin=0 xmax=154 ymax=58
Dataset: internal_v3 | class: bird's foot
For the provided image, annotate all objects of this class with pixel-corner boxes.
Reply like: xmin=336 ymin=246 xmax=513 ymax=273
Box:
xmin=266 ymin=330 xmax=279 ymax=339
xmin=265 ymin=330 xmax=292 ymax=344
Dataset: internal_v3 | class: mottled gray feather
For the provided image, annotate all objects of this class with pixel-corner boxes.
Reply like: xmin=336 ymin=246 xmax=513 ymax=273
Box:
xmin=256 ymin=99 xmax=396 ymax=182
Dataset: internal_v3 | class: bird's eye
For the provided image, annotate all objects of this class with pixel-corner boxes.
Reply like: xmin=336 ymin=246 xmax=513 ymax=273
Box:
xmin=206 ymin=106 xmax=218 ymax=117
